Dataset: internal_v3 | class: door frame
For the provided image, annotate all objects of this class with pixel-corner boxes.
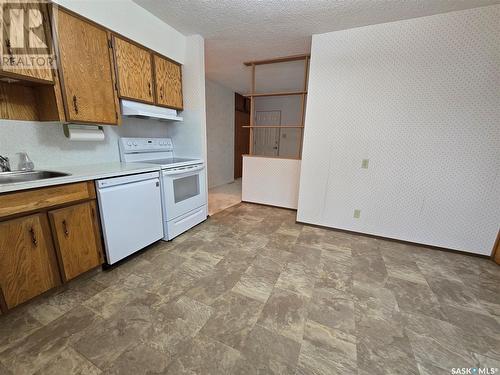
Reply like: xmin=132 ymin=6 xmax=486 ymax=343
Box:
xmin=234 ymin=93 xmax=250 ymax=179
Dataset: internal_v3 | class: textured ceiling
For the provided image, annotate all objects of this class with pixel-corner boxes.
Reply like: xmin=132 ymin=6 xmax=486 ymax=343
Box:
xmin=133 ymin=0 xmax=499 ymax=93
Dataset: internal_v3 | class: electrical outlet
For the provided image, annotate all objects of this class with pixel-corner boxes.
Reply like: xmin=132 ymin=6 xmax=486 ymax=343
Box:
xmin=353 ymin=209 xmax=361 ymax=219
xmin=361 ymin=159 xmax=369 ymax=169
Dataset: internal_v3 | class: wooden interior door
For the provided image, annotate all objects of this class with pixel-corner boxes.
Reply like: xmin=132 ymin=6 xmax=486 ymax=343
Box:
xmin=48 ymin=201 xmax=103 ymax=281
xmin=56 ymin=9 xmax=119 ymax=124
xmin=113 ymin=35 xmax=154 ymax=104
xmin=1 ymin=2 xmax=54 ymax=83
xmin=0 ymin=214 xmax=61 ymax=309
xmin=234 ymin=93 xmax=250 ymax=179
xmin=154 ymin=54 xmax=183 ymax=110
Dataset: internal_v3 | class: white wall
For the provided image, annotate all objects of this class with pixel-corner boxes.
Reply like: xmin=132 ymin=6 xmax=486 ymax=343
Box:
xmin=298 ymin=5 xmax=500 ymax=255
xmin=167 ymin=35 xmax=207 ymax=160
xmin=205 ymin=79 xmax=235 ymax=188
xmin=254 ymin=96 xmax=302 ymax=158
xmin=243 ymin=156 xmax=301 ymax=209
xmin=0 ymin=118 xmax=169 ymax=169
xmin=53 ymin=0 xmax=185 ymax=63
xmin=0 ymin=1 xmax=207 ymax=169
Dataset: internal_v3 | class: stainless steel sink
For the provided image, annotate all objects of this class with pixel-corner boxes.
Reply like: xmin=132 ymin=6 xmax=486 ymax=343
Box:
xmin=0 ymin=170 xmax=70 ymax=184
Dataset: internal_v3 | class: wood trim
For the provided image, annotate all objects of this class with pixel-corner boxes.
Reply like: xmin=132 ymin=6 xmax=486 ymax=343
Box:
xmin=492 ymin=230 xmax=500 ymax=265
xmin=0 ymin=182 xmax=95 ymax=219
xmin=245 ymin=91 xmax=307 ymax=98
xmin=298 ymin=56 xmax=309 ymax=158
xmin=244 ymin=54 xmax=310 ymax=66
xmin=106 ymin=31 xmax=122 ymax=125
xmin=50 ymin=4 xmax=72 ymax=123
xmin=0 ymin=70 xmax=54 ymax=86
xmin=299 ymin=219 xmax=492 ymax=260
xmin=89 ymin=200 xmax=105 ymax=264
xmin=249 ymin=64 xmax=255 ymax=155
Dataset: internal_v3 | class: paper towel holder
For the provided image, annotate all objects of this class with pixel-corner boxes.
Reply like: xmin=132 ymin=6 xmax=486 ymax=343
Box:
xmin=63 ymin=123 xmax=105 ymax=141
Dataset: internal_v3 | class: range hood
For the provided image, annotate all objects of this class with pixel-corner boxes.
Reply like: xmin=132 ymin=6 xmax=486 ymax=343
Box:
xmin=121 ymin=100 xmax=183 ymax=122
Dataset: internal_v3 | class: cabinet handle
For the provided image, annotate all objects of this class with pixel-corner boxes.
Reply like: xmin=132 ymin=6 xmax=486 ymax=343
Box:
xmin=5 ymin=39 xmax=14 ymax=65
xmin=72 ymin=95 xmax=79 ymax=114
xmin=29 ymin=227 xmax=38 ymax=247
xmin=159 ymin=87 xmax=163 ymax=100
xmin=148 ymin=82 xmax=152 ymax=96
xmin=62 ymin=220 xmax=69 ymax=237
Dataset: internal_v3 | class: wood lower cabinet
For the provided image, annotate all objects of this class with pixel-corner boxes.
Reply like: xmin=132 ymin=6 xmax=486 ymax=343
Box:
xmin=0 ymin=182 xmax=104 ymax=312
xmin=49 ymin=201 xmax=103 ymax=282
xmin=0 ymin=214 xmax=61 ymax=310
xmin=154 ymin=54 xmax=183 ymax=110
xmin=56 ymin=9 xmax=119 ymax=124
xmin=113 ymin=36 xmax=154 ymax=104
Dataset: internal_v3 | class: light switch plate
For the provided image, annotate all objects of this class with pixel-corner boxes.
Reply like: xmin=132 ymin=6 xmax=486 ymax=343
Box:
xmin=353 ymin=209 xmax=361 ymax=218
xmin=361 ymin=159 xmax=369 ymax=169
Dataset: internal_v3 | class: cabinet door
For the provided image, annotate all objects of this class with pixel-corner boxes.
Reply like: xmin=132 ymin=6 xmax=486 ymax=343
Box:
xmin=113 ymin=36 xmax=154 ymax=104
xmin=154 ymin=55 xmax=183 ymax=110
xmin=49 ymin=201 xmax=103 ymax=282
xmin=56 ymin=9 xmax=119 ymax=124
xmin=1 ymin=2 xmax=54 ymax=83
xmin=0 ymin=214 xmax=61 ymax=309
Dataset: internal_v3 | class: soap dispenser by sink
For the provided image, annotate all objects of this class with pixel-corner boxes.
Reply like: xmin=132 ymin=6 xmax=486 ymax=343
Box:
xmin=18 ymin=152 xmax=34 ymax=171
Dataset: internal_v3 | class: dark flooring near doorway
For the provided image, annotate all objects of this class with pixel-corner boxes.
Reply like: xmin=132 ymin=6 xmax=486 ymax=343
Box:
xmin=0 ymin=203 xmax=499 ymax=374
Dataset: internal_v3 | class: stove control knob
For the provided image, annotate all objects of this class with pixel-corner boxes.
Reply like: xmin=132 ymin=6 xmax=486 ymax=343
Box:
xmin=127 ymin=141 xmax=132 ymax=146
xmin=133 ymin=141 xmax=138 ymax=146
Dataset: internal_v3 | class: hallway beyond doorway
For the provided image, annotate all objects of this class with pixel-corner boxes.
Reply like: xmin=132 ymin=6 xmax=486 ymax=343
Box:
xmin=208 ymin=178 xmax=242 ymax=215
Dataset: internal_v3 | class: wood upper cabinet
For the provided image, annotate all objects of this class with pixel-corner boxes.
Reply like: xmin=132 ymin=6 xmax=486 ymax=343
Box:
xmin=0 ymin=2 xmax=54 ymax=83
xmin=48 ymin=201 xmax=103 ymax=282
xmin=113 ymin=36 xmax=154 ymax=104
xmin=55 ymin=9 xmax=119 ymax=124
xmin=0 ymin=214 xmax=61 ymax=309
xmin=154 ymin=54 xmax=183 ymax=110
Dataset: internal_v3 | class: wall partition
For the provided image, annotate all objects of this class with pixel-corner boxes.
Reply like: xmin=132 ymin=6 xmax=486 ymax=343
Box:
xmin=241 ymin=54 xmax=309 ymax=209
xmin=298 ymin=5 xmax=500 ymax=255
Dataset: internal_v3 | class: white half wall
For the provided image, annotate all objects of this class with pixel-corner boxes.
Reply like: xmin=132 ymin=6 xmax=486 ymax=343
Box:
xmin=205 ymin=80 xmax=235 ymax=188
xmin=298 ymin=5 xmax=500 ymax=255
xmin=243 ymin=156 xmax=301 ymax=209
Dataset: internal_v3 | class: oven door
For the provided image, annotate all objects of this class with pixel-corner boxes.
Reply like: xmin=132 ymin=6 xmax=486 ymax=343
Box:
xmin=162 ymin=164 xmax=206 ymax=220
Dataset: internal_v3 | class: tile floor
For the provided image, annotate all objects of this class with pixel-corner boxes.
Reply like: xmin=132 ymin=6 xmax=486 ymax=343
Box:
xmin=208 ymin=178 xmax=242 ymax=216
xmin=0 ymin=203 xmax=499 ymax=375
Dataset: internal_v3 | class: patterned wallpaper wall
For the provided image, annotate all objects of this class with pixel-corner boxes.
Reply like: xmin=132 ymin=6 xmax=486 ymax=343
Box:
xmin=298 ymin=5 xmax=500 ymax=255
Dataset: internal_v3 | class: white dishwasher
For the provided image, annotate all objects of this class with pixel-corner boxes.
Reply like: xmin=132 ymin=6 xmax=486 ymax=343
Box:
xmin=96 ymin=171 xmax=164 ymax=265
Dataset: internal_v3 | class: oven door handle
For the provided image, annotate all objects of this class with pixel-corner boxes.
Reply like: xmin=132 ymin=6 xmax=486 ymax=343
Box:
xmin=162 ymin=165 xmax=205 ymax=177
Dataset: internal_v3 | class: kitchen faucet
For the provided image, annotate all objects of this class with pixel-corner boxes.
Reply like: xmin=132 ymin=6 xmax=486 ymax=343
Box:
xmin=0 ymin=155 xmax=10 ymax=172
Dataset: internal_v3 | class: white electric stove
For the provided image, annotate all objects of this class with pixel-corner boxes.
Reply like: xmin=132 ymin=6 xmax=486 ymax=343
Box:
xmin=119 ymin=137 xmax=207 ymax=240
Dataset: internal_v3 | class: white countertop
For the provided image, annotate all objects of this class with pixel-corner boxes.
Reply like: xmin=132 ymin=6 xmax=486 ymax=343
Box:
xmin=0 ymin=162 xmax=161 ymax=194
